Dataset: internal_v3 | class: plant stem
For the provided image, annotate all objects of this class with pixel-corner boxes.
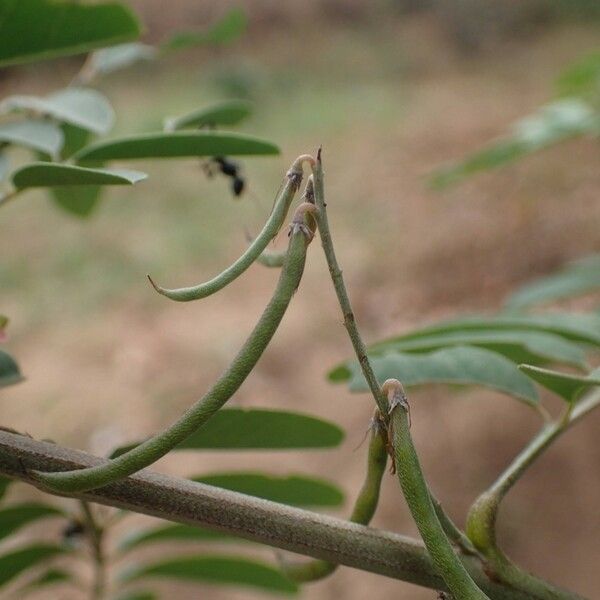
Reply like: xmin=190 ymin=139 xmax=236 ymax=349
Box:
xmin=281 ymin=409 xmax=388 ymax=582
xmin=80 ymin=501 xmax=106 ymax=600
xmin=1 ymin=429 xmax=580 ymax=600
xmin=311 ymin=150 xmax=388 ymax=418
xmin=466 ymin=389 xmax=600 ymax=600
xmin=384 ymin=379 xmax=490 ymax=599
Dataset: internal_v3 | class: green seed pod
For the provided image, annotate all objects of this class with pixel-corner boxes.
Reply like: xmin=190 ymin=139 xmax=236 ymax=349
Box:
xmin=149 ymin=154 xmax=315 ymax=302
xmin=32 ymin=205 xmax=315 ymax=493
xmin=383 ymin=379 xmax=490 ymax=600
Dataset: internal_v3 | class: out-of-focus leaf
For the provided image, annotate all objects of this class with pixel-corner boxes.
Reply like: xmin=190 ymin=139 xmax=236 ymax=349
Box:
xmin=58 ymin=124 xmax=93 ymax=160
xmin=342 ymin=346 xmax=539 ymax=407
xmin=349 ymin=329 xmax=587 ymax=371
xmin=109 ymin=408 xmax=344 ymax=458
xmin=0 ymin=316 xmax=7 ymax=342
xmin=430 ymin=99 xmax=599 ymax=188
xmin=88 ymin=43 xmax=157 ymax=77
xmin=164 ymin=9 xmax=247 ymax=50
xmin=0 ymin=477 xmax=11 ymax=501
xmin=0 ymin=154 xmax=9 ymax=182
xmin=0 ymin=349 xmax=23 ymax=388
xmin=74 ymin=131 xmax=279 ymax=162
xmin=0 ymin=503 xmax=63 ymax=541
xmin=122 ymin=555 xmax=297 ymax=594
xmin=0 ymin=121 xmax=63 ymax=159
xmin=164 ymin=100 xmax=253 ymax=131
xmin=0 ymin=0 xmax=141 ymax=67
xmin=376 ymin=313 xmax=600 ymax=348
xmin=1 ymin=89 xmax=115 ymax=135
xmin=21 ymin=567 xmax=71 ymax=591
xmin=505 ymin=255 xmax=600 ymax=310
xmin=13 ymin=163 xmax=147 ymax=189
xmin=0 ymin=545 xmax=65 ymax=588
xmin=556 ymin=52 xmax=600 ymax=102
xmin=519 ymin=365 xmax=600 ymax=403
xmin=50 ymin=186 xmax=102 ymax=218
xmin=119 ymin=524 xmax=230 ymax=552
xmin=193 ymin=473 xmax=344 ymax=507
xmin=114 ymin=592 xmax=156 ymax=600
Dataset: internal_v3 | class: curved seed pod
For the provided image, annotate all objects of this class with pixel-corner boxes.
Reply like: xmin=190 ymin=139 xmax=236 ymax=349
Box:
xmin=254 ymin=177 xmax=315 ymax=269
xmin=148 ymin=154 xmax=315 ymax=302
xmin=281 ymin=409 xmax=388 ymax=582
xmin=256 ymin=249 xmax=286 ymax=268
xmin=32 ymin=208 xmax=314 ymax=493
xmin=384 ymin=379 xmax=490 ymax=600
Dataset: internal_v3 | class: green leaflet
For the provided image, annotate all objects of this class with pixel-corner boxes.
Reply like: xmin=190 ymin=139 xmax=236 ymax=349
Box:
xmin=0 ymin=121 xmax=64 ymax=159
xmin=74 ymin=131 xmax=279 ymax=162
xmin=164 ymin=100 xmax=253 ymax=131
xmin=109 ymin=407 xmax=344 ymax=457
xmin=0 ymin=503 xmax=64 ymax=541
xmin=342 ymin=346 xmax=539 ymax=407
xmin=121 ymin=555 xmax=297 ymax=594
xmin=1 ymin=89 xmax=115 ymax=135
xmin=519 ymin=365 xmax=600 ymax=403
xmin=0 ymin=349 xmax=23 ymax=389
xmin=0 ymin=0 xmax=141 ymax=67
xmin=12 ymin=163 xmax=147 ymax=189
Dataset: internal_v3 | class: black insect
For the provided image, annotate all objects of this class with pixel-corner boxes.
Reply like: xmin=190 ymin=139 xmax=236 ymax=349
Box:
xmin=62 ymin=519 xmax=85 ymax=542
xmin=204 ymin=156 xmax=246 ymax=198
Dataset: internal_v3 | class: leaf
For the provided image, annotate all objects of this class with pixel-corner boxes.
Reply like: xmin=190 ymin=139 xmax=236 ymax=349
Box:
xmin=164 ymin=8 xmax=247 ymax=50
xmin=119 ymin=524 xmax=231 ymax=552
xmin=88 ymin=43 xmax=157 ymax=77
xmin=342 ymin=346 xmax=539 ymax=407
xmin=109 ymin=408 xmax=344 ymax=457
xmin=556 ymin=52 xmax=600 ymax=102
xmin=358 ymin=329 xmax=587 ymax=370
xmin=0 ymin=121 xmax=63 ymax=158
xmin=505 ymin=255 xmax=600 ymax=310
xmin=0 ymin=503 xmax=64 ymax=541
xmin=51 ymin=186 xmax=102 ymax=218
xmin=0 ymin=349 xmax=23 ymax=388
xmin=58 ymin=123 xmax=93 ymax=160
xmin=193 ymin=473 xmax=344 ymax=507
xmin=378 ymin=313 xmax=600 ymax=348
xmin=0 ymin=153 xmax=9 ymax=182
xmin=122 ymin=555 xmax=297 ymax=594
xmin=0 ymin=316 xmax=7 ymax=342
xmin=0 ymin=545 xmax=65 ymax=588
xmin=74 ymin=131 xmax=279 ymax=162
xmin=519 ymin=365 xmax=600 ymax=403
xmin=1 ymin=88 xmax=115 ymax=135
xmin=12 ymin=163 xmax=147 ymax=189
xmin=114 ymin=592 xmax=156 ymax=600
xmin=0 ymin=477 xmax=11 ymax=502
xmin=164 ymin=100 xmax=253 ymax=131
xmin=21 ymin=567 xmax=71 ymax=591
xmin=430 ymin=99 xmax=600 ymax=188
xmin=0 ymin=0 xmax=141 ymax=67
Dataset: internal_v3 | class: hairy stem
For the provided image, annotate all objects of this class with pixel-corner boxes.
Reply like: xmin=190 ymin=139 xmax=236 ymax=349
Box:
xmin=466 ymin=389 xmax=600 ymax=600
xmin=31 ymin=207 xmax=313 ymax=492
xmin=80 ymin=501 xmax=106 ymax=600
xmin=148 ymin=154 xmax=314 ymax=302
xmin=311 ymin=150 xmax=388 ymax=418
xmin=281 ymin=409 xmax=388 ymax=582
xmin=1 ymin=430 xmax=578 ymax=600
xmin=384 ymin=379 xmax=490 ymax=600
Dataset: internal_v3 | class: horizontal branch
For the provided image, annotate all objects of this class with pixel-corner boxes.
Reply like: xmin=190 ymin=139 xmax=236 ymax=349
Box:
xmin=0 ymin=430 xmax=542 ymax=599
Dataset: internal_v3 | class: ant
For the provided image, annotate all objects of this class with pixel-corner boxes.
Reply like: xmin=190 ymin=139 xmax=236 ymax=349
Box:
xmin=202 ymin=155 xmax=246 ymax=198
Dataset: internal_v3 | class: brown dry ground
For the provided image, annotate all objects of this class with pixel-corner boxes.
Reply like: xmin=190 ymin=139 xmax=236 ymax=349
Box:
xmin=1 ymin=10 xmax=599 ymax=600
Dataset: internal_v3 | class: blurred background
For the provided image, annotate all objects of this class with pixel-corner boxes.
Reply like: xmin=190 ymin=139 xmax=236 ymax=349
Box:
xmin=2 ymin=1 xmax=599 ymax=598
